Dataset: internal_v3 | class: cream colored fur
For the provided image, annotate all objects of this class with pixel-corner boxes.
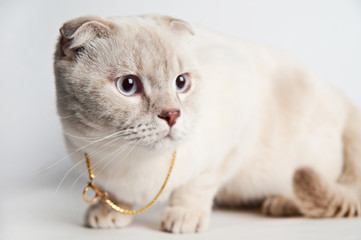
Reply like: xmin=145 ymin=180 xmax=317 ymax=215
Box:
xmin=54 ymin=14 xmax=361 ymax=234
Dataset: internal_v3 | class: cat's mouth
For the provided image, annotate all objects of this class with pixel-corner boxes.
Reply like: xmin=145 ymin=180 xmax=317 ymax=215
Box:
xmin=152 ymin=129 xmax=177 ymax=146
xmin=157 ymin=130 xmax=174 ymax=142
xmin=135 ymin=127 xmax=181 ymax=150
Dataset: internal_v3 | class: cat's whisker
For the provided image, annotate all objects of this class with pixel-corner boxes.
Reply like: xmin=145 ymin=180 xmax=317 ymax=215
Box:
xmin=128 ymin=143 xmax=141 ymax=173
xmin=62 ymin=131 xmax=109 ymax=142
xmin=90 ymin=144 xmax=129 ymax=174
xmin=35 ymin=130 xmax=127 ymax=175
xmin=64 ymin=137 xmax=129 ymax=197
xmin=62 ymin=128 xmax=137 ymax=142
xmin=53 ymin=159 xmax=84 ymax=197
xmin=51 ymin=136 xmax=125 ymax=197
xmin=81 ymin=136 xmax=134 ymax=176
xmin=67 ymin=139 xmax=136 ymax=195
xmin=66 ymin=138 xmax=137 ymax=199
xmin=92 ymin=140 xmax=137 ymax=176
xmin=67 ymin=167 xmax=88 ymax=199
xmin=57 ymin=135 xmax=127 ymax=197
xmin=84 ymin=134 xmax=127 ymax=160
xmin=62 ymin=129 xmax=129 ymax=142
xmin=103 ymin=141 xmax=139 ymax=190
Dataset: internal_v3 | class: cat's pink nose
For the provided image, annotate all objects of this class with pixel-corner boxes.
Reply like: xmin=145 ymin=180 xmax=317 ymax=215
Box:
xmin=158 ymin=109 xmax=180 ymax=127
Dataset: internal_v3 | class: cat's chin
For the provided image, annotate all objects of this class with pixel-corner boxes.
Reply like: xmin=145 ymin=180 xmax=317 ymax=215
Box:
xmin=146 ymin=133 xmax=181 ymax=152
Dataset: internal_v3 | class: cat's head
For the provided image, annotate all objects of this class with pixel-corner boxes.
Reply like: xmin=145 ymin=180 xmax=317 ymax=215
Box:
xmin=54 ymin=15 xmax=202 ymax=151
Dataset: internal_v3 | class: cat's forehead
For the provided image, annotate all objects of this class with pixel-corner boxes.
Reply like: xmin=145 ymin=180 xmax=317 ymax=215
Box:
xmin=118 ymin=30 xmax=182 ymax=81
xmin=107 ymin=18 xmax=192 ymax=83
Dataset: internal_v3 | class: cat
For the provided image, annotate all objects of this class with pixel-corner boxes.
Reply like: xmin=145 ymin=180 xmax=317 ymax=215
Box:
xmin=54 ymin=14 xmax=361 ymax=233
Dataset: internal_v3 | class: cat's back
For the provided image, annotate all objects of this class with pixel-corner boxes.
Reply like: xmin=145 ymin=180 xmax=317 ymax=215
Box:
xmin=190 ymin=25 xmax=351 ymax=160
xmin=191 ymin=24 xmax=349 ymax=116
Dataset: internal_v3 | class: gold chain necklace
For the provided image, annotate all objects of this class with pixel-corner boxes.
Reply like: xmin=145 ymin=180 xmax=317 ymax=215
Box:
xmin=82 ymin=151 xmax=176 ymax=215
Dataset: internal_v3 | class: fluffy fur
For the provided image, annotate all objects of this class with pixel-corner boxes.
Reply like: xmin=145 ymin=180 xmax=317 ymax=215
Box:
xmin=54 ymin=14 xmax=361 ymax=233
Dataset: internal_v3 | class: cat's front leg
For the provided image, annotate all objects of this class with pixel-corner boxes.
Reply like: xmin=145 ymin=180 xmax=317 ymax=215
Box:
xmin=161 ymin=173 xmax=219 ymax=234
xmin=84 ymin=197 xmax=133 ymax=228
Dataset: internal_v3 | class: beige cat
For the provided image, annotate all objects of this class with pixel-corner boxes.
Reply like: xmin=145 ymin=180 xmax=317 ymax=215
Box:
xmin=54 ymin=14 xmax=361 ymax=233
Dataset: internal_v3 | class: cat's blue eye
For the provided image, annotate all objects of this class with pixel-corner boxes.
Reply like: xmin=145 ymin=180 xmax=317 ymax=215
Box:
xmin=115 ymin=75 xmax=141 ymax=96
xmin=175 ymin=73 xmax=191 ymax=93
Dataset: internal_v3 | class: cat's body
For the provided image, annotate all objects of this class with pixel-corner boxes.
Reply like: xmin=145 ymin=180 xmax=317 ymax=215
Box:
xmin=55 ymin=15 xmax=361 ymax=233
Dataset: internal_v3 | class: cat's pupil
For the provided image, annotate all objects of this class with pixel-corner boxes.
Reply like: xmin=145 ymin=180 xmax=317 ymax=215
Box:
xmin=115 ymin=75 xmax=141 ymax=96
xmin=122 ymin=78 xmax=135 ymax=92
xmin=175 ymin=73 xmax=190 ymax=93
xmin=176 ymin=75 xmax=186 ymax=89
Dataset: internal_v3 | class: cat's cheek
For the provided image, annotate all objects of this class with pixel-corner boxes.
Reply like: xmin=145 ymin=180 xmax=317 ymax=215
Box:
xmin=177 ymin=92 xmax=193 ymax=104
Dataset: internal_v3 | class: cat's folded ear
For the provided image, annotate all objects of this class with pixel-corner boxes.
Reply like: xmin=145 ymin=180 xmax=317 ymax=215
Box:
xmin=168 ymin=18 xmax=194 ymax=36
xmin=151 ymin=15 xmax=195 ymax=36
xmin=57 ymin=16 xmax=114 ymax=59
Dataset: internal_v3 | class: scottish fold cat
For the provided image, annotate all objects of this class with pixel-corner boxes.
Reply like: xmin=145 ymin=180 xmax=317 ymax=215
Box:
xmin=54 ymin=15 xmax=361 ymax=233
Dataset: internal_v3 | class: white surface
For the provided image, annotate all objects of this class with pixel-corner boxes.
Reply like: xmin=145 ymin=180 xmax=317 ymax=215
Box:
xmin=1 ymin=0 xmax=361 ymax=239
xmin=2 ymin=175 xmax=361 ymax=240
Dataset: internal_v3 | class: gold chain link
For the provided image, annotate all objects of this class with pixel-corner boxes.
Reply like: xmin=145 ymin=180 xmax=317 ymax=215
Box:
xmin=82 ymin=151 xmax=176 ymax=215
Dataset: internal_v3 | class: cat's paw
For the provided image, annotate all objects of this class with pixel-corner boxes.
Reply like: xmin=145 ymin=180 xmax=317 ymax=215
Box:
xmin=84 ymin=201 xmax=133 ymax=228
xmin=262 ymin=195 xmax=300 ymax=217
xmin=160 ymin=206 xmax=210 ymax=234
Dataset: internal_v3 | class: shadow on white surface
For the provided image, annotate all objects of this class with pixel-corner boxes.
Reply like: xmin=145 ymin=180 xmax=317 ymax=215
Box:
xmin=2 ymin=172 xmax=361 ymax=240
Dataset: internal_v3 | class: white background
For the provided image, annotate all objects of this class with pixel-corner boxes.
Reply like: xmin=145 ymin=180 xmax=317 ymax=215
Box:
xmin=1 ymin=1 xmax=361 ymax=239
xmin=1 ymin=0 xmax=361 ymax=182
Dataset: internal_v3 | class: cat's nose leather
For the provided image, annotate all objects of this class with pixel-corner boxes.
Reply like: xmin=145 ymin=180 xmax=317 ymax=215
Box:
xmin=158 ymin=109 xmax=180 ymax=127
